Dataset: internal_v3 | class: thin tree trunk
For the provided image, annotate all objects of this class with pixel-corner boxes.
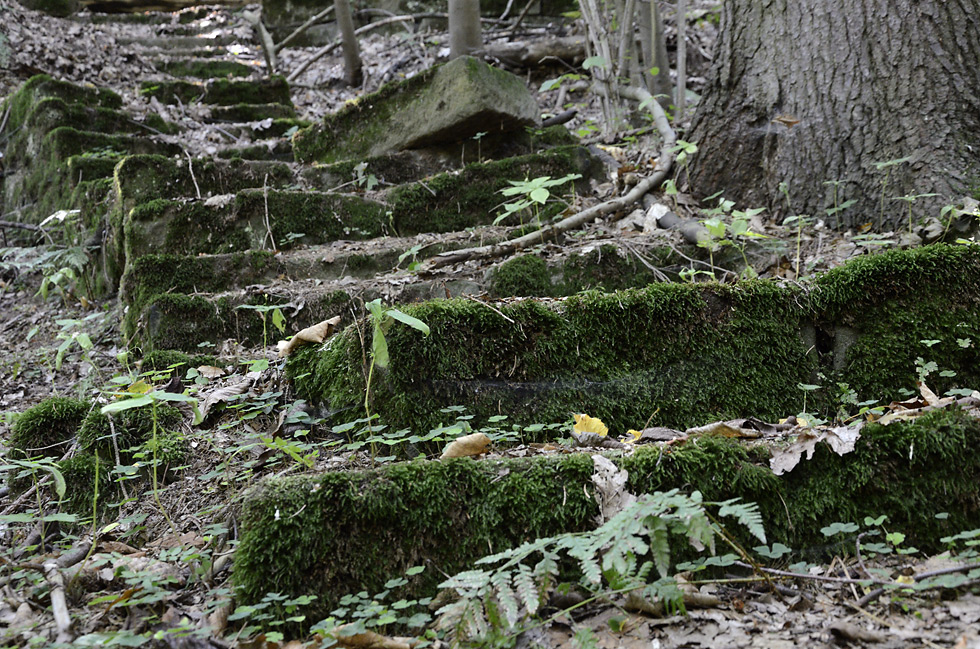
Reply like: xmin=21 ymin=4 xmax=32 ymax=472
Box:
xmin=638 ymin=0 xmax=672 ymax=104
xmin=687 ymin=0 xmax=980 ymax=231
xmin=449 ymin=0 xmax=482 ymax=59
xmin=334 ymin=0 xmax=362 ymax=86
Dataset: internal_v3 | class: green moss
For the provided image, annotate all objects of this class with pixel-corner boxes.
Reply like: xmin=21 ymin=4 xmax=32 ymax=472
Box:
xmin=16 ymin=0 xmax=78 ymax=16
xmin=156 ymin=59 xmax=255 ymax=79
xmin=133 ymin=293 xmax=226 ymax=352
xmin=121 ymin=251 xmax=276 ymax=311
xmin=389 ymin=146 xmax=595 ymax=234
xmin=560 ymin=244 xmax=668 ymax=292
xmin=234 ymin=407 xmax=980 ymax=626
xmin=210 ymin=103 xmax=297 ymax=121
xmin=810 ymin=244 xmax=980 ymax=404
xmin=77 ymin=404 xmax=183 ymax=461
xmin=529 ymin=124 xmax=579 ymax=147
xmin=141 ymin=349 xmax=219 ymax=374
xmin=140 ymin=80 xmax=205 ymax=105
xmin=289 ymin=244 xmax=980 ymax=435
xmin=58 ymin=452 xmax=115 ymax=517
xmin=1 ymin=75 xmax=120 ymax=134
xmin=205 ymin=76 xmax=291 ymax=106
xmin=490 ymin=255 xmax=555 ymax=297
xmin=9 ymin=397 xmax=90 ymax=460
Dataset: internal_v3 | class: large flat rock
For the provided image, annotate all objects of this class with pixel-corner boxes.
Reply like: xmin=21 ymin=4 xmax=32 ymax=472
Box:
xmin=293 ymin=56 xmax=541 ymax=164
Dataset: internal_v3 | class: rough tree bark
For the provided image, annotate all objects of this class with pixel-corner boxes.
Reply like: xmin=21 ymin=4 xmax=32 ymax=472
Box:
xmin=686 ymin=0 xmax=980 ymax=231
xmin=449 ymin=0 xmax=482 ymax=59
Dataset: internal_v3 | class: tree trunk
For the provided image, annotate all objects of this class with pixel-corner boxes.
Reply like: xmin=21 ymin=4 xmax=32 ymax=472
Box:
xmin=686 ymin=0 xmax=980 ymax=231
xmin=449 ymin=0 xmax=482 ymax=59
xmin=334 ymin=0 xmax=362 ymax=86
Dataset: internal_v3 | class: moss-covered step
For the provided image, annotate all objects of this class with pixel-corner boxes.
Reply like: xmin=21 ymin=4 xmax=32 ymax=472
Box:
xmin=234 ymin=406 xmax=980 ymax=623
xmin=488 ymin=245 xmax=683 ymax=297
xmin=0 ymin=75 xmax=121 ymax=131
xmin=120 ymin=228 xmax=514 ymax=315
xmin=119 ymin=35 xmax=240 ymax=49
xmin=387 ymin=146 xmax=602 ymax=234
xmin=293 ymin=56 xmax=540 ymax=164
xmin=209 ymin=103 xmax=297 ymax=121
xmin=139 ymin=76 xmax=291 ymax=106
xmin=104 ymin=155 xmax=297 ymax=281
xmin=287 ymin=244 xmax=980 ymax=434
xmin=123 ymin=189 xmax=388 ymax=261
xmin=153 ymin=58 xmax=258 ymax=79
xmin=123 ymin=265 xmax=492 ymax=352
xmin=6 ymin=396 xmax=186 ymax=516
xmin=4 ymin=128 xmax=182 ymax=226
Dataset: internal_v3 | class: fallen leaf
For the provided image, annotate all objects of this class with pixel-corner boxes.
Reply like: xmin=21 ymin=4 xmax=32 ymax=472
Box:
xmin=197 ymin=365 xmax=226 ymax=379
xmin=440 ymin=432 xmax=491 ymax=459
xmin=769 ymin=423 xmax=863 ymax=475
xmin=573 ymin=413 xmax=608 ymax=437
xmin=278 ymin=316 xmax=342 ymax=357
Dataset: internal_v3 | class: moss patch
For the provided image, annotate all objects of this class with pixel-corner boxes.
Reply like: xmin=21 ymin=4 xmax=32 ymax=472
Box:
xmin=8 ymin=397 xmax=90 ymax=460
xmin=288 ymin=244 xmax=980 ymax=434
xmin=210 ymin=103 xmax=297 ymax=121
xmin=155 ymin=59 xmax=255 ymax=79
xmin=234 ymin=407 xmax=980 ymax=624
xmin=388 ymin=146 xmax=596 ymax=235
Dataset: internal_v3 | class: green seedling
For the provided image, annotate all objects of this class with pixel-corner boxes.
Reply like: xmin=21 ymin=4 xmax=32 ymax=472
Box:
xmin=495 ymin=174 xmax=581 ymax=228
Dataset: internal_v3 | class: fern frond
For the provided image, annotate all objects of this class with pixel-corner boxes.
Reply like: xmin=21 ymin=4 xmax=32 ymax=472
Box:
xmin=717 ymin=499 xmax=767 ymax=543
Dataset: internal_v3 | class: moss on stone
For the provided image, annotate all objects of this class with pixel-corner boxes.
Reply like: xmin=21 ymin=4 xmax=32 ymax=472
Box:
xmin=560 ymin=244 xmax=669 ymax=292
xmin=205 ymin=76 xmax=291 ymax=106
xmin=77 ymin=403 xmax=184 ymax=463
xmin=287 ymin=244 xmax=980 ymax=435
xmin=141 ymin=349 xmax=219 ymax=374
xmin=210 ymin=103 xmax=297 ymax=121
xmin=58 ymin=452 xmax=115 ymax=517
xmin=1 ymin=75 xmax=121 ymax=134
xmin=140 ymin=79 xmax=205 ymax=105
xmin=16 ymin=0 xmax=78 ymax=16
xmin=292 ymin=57 xmax=537 ymax=164
xmin=155 ymin=59 xmax=255 ymax=79
xmin=234 ymin=407 xmax=980 ymax=625
xmin=490 ymin=255 xmax=555 ymax=297
xmin=388 ymin=146 xmax=595 ymax=235
xmin=8 ymin=397 xmax=90 ymax=460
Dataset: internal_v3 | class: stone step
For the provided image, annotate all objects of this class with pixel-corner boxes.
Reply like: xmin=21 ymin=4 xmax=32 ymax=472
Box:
xmin=139 ymin=76 xmax=291 ymax=106
xmin=118 ymin=34 xmax=240 ymax=49
xmin=285 ymin=244 xmax=980 ymax=434
xmin=123 ymin=271 xmax=487 ymax=352
xmin=233 ymin=406 xmax=980 ymax=624
xmin=152 ymin=58 xmax=260 ymax=79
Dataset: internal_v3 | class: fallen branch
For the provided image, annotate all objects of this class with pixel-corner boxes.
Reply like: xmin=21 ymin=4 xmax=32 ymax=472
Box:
xmin=422 ymin=83 xmax=676 ymax=270
xmin=288 ymin=15 xmax=416 ymax=83
xmin=44 ymin=540 xmax=92 ymax=644
xmin=0 ymin=220 xmax=41 ymax=231
xmin=276 ymin=5 xmax=335 ymax=54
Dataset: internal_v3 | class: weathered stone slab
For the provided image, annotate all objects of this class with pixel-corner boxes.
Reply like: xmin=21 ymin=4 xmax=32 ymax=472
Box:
xmin=288 ymin=244 xmax=980 ymax=434
xmin=139 ymin=76 xmax=291 ymax=106
xmin=233 ymin=407 xmax=980 ymax=624
xmin=122 ymin=189 xmax=388 ymax=260
xmin=293 ymin=56 xmax=540 ymax=164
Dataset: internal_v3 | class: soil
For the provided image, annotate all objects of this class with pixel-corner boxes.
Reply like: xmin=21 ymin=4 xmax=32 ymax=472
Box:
xmin=1 ymin=1 xmax=978 ymax=647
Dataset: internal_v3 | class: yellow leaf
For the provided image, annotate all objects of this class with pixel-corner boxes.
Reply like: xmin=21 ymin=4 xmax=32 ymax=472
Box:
xmin=626 ymin=429 xmax=642 ymax=443
xmin=127 ymin=379 xmax=152 ymax=395
xmin=573 ymin=414 xmax=608 ymax=437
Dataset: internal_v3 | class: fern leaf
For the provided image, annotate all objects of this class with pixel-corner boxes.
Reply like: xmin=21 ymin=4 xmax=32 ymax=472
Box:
xmin=647 ymin=517 xmax=671 ymax=578
xmin=717 ymin=499 xmax=767 ymax=544
xmin=513 ymin=564 xmax=541 ymax=616
xmin=490 ymin=571 xmax=521 ymax=629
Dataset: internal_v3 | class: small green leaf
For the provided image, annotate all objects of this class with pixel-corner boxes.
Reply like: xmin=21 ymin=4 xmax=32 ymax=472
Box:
xmin=583 ymin=56 xmax=607 ymax=70
xmin=386 ymin=309 xmax=430 ymax=335
xmin=101 ymin=395 xmax=154 ymax=414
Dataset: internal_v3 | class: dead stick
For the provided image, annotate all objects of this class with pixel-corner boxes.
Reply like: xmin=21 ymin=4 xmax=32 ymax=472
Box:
xmin=276 ymin=5 xmax=336 ymax=54
xmin=288 ymin=15 xmax=416 ymax=83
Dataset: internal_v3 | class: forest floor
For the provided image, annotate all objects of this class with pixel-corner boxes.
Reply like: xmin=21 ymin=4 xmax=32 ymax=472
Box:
xmin=1 ymin=1 xmax=979 ymax=647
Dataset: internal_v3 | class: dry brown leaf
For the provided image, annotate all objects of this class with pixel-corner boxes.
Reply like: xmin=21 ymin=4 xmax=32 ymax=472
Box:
xmin=440 ymin=432 xmax=491 ymax=459
xmin=769 ymin=423 xmax=863 ymax=475
xmin=198 ymin=371 xmax=262 ymax=421
xmin=278 ymin=316 xmax=342 ymax=357
xmin=332 ymin=624 xmax=417 ymax=649
xmin=197 ymin=365 xmax=227 ymax=379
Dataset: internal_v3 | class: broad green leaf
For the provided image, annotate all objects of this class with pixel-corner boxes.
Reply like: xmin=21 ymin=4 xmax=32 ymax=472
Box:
xmin=583 ymin=56 xmax=607 ymax=70
xmin=151 ymin=391 xmax=197 ymax=403
xmin=372 ymin=325 xmax=390 ymax=368
xmin=387 ymin=309 xmax=430 ymax=335
xmin=101 ymin=394 xmax=154 ymax=414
